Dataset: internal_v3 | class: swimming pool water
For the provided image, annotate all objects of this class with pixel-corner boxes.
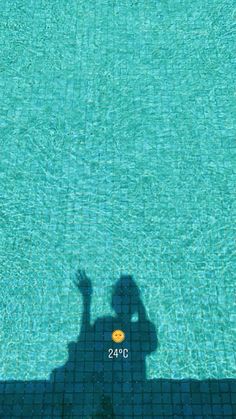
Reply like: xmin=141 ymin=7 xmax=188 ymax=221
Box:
xmin=1 ymin=0 xmax=235 ymax=383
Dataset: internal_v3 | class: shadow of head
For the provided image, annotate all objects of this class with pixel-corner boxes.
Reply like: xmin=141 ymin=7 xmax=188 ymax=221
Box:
xmin=111 ymin=274 xmax=140 ymax=318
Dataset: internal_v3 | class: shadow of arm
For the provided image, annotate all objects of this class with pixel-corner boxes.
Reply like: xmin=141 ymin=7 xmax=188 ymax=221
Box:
xmin=138 ymin=299 xmax=158 ymax=353
xmin=74 ymin=270 xmax=93 ymax=335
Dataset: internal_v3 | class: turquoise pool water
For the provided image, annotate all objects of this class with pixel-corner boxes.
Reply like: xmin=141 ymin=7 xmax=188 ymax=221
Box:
xmin=1 ymin=0 xmax=235 ymax=383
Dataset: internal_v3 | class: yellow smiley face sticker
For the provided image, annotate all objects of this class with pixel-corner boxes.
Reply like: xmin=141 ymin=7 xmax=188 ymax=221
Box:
xmin=112 ymin=329 xmax=125 ymax=343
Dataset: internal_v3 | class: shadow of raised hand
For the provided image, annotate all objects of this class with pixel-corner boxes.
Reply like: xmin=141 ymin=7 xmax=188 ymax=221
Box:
xmin=74 ymin=269 xmax=93 ymax=298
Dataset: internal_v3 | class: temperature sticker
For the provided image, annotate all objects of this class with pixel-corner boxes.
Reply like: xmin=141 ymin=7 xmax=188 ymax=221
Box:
xmin=108 ymin=348 xmax=128 ymax=359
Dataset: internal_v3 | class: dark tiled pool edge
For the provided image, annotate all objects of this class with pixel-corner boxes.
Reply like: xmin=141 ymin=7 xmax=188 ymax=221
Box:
xmin=0 ymin=378 xmax=235 ymax=417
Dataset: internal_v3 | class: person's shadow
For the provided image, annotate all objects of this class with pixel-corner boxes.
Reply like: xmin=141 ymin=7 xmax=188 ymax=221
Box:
xmin=51 ymin=270 xmax=158 ymax=417
xmin=0 ymin=270 xmax=235 ymax=418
